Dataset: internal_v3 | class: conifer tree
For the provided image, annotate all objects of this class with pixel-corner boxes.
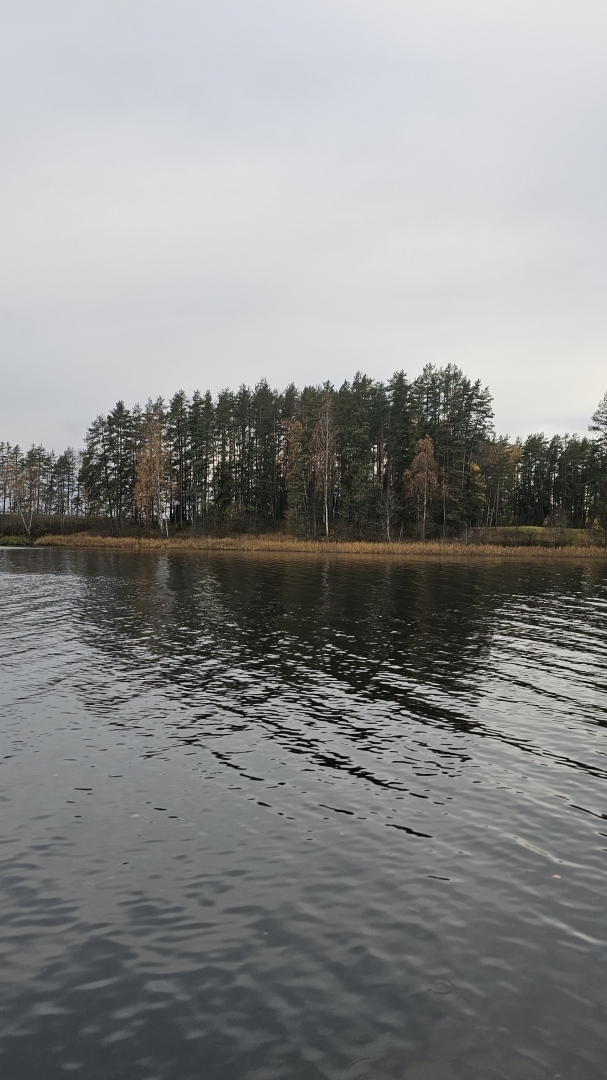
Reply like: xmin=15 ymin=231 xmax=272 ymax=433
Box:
xmin=312 ymin=389 xmax=336 ymax=538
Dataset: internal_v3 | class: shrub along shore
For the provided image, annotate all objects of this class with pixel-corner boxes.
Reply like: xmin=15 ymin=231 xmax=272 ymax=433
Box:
xmin=7 ymin=529 xmax=604 ymax=558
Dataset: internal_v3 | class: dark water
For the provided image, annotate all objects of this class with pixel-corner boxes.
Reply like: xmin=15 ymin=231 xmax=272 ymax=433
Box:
xmin=1 ymin=548 xmax=607 ymax=1080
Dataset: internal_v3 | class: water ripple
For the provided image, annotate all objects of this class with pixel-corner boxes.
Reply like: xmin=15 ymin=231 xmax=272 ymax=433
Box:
xmin=1 ymin=548 xmax=607 ymax=1079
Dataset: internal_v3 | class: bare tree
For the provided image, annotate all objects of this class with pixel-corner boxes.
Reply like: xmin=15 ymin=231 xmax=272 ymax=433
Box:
xmin=378 ymin=488 xmax=400 ymax=542
xmin=13 ymin=448 xmax=45 ymax=537
xmin=134 ymin=411 xmax=170 ymax=533
xmin=312 ymin=392 xmax=336 ymax=539
xmin=405 ymin=435 xmax=439 ymax=541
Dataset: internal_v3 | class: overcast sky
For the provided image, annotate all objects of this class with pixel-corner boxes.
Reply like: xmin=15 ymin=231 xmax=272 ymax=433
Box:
xmin=1 ymin=0 xmax=606 ymax=449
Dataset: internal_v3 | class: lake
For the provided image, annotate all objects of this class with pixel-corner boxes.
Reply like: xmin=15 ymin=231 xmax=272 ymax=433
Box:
xmin=1 ymin=547 xmax=606 ymax=1079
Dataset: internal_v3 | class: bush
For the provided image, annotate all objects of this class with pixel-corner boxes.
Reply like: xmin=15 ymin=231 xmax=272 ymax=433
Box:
xmin=0 ymin=535 xmax=33 ymax=546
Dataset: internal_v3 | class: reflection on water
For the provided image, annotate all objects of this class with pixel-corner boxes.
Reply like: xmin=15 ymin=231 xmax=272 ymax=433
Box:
xmin=1 ymin=548 xmax=607 ymax=1079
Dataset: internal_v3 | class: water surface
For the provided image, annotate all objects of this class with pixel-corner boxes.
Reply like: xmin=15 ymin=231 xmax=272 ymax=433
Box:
xmin=1 ymin=548 xmax=606 ymax=1079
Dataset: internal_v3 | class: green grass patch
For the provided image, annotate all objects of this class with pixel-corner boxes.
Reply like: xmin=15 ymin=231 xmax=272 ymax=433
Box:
xmin=0 ymin=535 xmax=33 ymax=546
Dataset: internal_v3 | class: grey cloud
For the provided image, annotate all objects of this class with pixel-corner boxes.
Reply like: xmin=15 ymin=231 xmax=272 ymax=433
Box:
xmin=1 ymin=0 xmax=606 ymax=448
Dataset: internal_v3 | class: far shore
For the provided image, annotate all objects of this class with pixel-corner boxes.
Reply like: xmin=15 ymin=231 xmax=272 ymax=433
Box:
xmin=8 ymin=532 xmax=605 ymax=559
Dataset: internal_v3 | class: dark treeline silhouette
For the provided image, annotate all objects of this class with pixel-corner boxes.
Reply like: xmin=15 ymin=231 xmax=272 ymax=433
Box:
xmin=2 ymin=365 xmax=607 ymax=539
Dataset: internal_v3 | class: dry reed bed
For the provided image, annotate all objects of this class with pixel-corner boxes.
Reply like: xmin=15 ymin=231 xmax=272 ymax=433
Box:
xmin=32 ymin=533 xmax=607 ymax=559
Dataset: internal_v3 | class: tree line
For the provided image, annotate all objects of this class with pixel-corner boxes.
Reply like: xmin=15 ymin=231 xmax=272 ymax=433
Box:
xmin=2 ymin=364 xmax=607 ymax=538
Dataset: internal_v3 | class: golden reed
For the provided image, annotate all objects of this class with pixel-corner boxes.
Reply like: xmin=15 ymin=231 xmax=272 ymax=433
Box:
xmin=33 ymin=534 xmax=607 ymax=559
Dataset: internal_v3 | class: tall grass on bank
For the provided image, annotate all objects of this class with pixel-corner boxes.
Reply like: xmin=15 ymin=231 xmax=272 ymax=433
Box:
xmin=31 ymin=533 xmax=607 ymax=559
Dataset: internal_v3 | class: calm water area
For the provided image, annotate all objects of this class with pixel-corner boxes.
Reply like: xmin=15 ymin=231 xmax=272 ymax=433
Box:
xmin=1 ymin=547 xmax=606 ymax=1080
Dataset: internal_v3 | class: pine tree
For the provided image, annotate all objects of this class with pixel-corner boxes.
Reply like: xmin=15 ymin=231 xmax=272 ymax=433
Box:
xmin=189 ymin=390 xmax=215 ymax=527
xmin=312 ymin=389 xmax=337 ymax=539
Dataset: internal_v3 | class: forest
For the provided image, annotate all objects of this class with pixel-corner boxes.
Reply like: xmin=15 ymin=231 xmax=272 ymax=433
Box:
xmin=2 ymin=364 xmax=607 ymax=540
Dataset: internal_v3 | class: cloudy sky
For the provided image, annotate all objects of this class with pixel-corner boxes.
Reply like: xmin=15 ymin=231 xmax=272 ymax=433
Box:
xmin=1 ymin=0 xmax=606 ymax=449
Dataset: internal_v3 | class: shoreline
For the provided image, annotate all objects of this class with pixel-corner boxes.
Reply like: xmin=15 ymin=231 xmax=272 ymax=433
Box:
xmin=12 ymin=533 xmax=607 ymax=559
